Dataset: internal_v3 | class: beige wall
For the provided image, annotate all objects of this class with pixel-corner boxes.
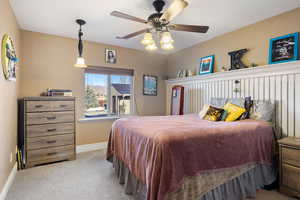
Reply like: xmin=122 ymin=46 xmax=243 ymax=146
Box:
xmin=0 ymin=0 xmax=20 ymax=193
xmin=19 ymin=31 xmax=168 ymax=145
xmin=167 ymin=8 xmax=300 ymax=79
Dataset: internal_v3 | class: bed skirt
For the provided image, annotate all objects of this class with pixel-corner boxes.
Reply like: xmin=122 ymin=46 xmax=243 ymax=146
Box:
xmin=109 ymin=156 xmax=277 ymax=200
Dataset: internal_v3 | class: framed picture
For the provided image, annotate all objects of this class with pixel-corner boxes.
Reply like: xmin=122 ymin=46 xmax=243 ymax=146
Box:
xmin=143 ymin=75 xmax=157 ymax=96
xmin=269 ymin=32 xmax=299 ymax=64
xmin=199 ymin=55 xmax=214 ymax=75
xmin=1 ymin=34 xmax=18 ymax=81
xmin=105 ymin=48 xmax=117 ymax=64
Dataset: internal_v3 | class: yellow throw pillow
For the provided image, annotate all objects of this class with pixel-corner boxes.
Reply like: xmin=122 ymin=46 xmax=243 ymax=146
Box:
xmin=223 ymin=102 xmax=246 ymax=122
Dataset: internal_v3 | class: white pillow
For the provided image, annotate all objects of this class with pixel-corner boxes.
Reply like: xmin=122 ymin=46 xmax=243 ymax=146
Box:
xmin=199 ymin=104 xmax=210 ymax=119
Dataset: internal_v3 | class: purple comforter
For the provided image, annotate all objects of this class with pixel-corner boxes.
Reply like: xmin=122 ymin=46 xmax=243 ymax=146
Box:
xmin=107 ymin=114 xmax=273 ymax=200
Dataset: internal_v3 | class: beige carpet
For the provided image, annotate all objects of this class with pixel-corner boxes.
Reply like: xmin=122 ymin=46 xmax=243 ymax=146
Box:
xmin=6 ymin=150 xmax=290 ymax=200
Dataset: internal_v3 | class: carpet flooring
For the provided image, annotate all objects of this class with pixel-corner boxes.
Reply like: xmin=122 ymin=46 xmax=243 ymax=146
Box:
xmin=6 ymin=150 xmax=291 ymax=200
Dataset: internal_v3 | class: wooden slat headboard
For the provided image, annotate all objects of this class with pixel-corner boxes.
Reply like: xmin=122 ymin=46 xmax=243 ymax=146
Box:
xmin=166 ymin=61 xmax=300 ymax=138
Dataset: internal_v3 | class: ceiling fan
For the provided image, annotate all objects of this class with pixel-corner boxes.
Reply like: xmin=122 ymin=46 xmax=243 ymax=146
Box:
xmin=110 ymin=0 xmax=209 ymax=51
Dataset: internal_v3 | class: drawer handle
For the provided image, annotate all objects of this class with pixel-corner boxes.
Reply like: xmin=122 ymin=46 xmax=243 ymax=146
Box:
xmin=59 ymin=105 xmax=68 ymax=108
xmin=46 ymin=140 xmax=57 ymax=144
xmin=47 ymin=128 xmax=57 ymax=132
xmin=35 ymin=105 xmax=43 ymax=108
xmin=47 ymin=152 xmax=57 ymax=156
xmin=47 ymin=117 xmax=56 ymax=120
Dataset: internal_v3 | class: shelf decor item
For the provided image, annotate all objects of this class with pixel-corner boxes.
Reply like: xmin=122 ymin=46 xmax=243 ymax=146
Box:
xmin=143 ymin=75 xmax=158 ymax=96
xmin=228 ymin=48 xmax=248 ymax=70
xmin=199 ymin=55 xmax=214 ymax=75
xmin=269 ymin=32 xmax=299 ymax=64
xmin=1 ymin=34 xmax=18 ymax=81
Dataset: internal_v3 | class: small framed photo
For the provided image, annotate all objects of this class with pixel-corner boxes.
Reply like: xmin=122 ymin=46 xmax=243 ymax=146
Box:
xmin=143 ymin=75 xmax=157 ymax=96
xmin=105 ymin=49 xmax=117 ymax=64
xmin=199 ymin=55 xmax=214 ymax=75
xmin=269 ymin=32 xmax=299 ymax=64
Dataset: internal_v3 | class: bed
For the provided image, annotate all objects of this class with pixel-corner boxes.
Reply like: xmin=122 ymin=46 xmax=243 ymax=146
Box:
xmin=106 ymin=114 xmax=276 ymax=200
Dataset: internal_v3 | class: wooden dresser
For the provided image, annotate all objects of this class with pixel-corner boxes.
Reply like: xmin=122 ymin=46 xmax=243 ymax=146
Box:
xmin=18 ymin=97 xmax=76 ymax=168
xmin=278 ymin=137 xmax=300 ymax=198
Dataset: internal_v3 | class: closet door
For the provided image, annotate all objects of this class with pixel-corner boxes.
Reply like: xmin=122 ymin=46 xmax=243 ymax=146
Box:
xmin=171 ymin=86 xmax=184 ymax=115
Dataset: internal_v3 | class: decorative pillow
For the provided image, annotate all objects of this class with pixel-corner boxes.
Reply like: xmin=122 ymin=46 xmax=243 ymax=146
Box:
xmin=203 ymin=106 xmax=224 ymax=121
xmin=220 ymin=110 xmax=228 ymax=121
xmin=227 ymin=98 xmax=245 ymax=108
xmin=249 ymin=100 xmax=275 ymax=122
xmin=223 ymin=102 xmax=246 ymax=122
xmin=240 ymin=96 xmax=253 ymax=120
xmin=209 ymin=98 xmax=227 ymax=108
xmin=199 ymin=104 xmax=210 ymax=119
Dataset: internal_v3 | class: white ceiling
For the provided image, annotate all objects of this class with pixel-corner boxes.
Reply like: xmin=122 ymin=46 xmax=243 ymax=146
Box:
xmin=10 ymin=0 xmax=300 ymax=54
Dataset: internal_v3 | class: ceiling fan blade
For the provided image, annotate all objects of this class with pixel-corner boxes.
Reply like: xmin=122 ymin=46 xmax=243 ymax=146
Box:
xmin=160 ymin=0 xmax=188 ymax=22
xmin=111 ymin=11 xmax=148 ymax=24
xmin=169 ymin=24 xmax=209 ymax=33
xmin=116 ymin=29 xmax=150 ymax=39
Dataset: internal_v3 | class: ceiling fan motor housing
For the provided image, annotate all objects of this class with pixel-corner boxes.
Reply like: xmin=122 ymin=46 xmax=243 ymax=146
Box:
xmin=148 ymin=13 xmax=164 ymax=30
xmin=153 ymin=0 xmax=165 ymax=13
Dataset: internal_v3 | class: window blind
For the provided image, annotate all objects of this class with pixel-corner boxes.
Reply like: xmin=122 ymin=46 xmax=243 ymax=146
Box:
xmin=85 ymin=66 xmax=134 ymax=76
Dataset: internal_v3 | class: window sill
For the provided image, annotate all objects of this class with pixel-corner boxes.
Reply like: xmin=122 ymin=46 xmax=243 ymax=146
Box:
xmin=78 ymin=116 xmax=120 ymax=123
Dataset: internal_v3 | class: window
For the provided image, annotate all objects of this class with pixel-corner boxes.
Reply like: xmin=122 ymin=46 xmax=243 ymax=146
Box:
xmin=84 ymin=67 xmax=134 ymax=118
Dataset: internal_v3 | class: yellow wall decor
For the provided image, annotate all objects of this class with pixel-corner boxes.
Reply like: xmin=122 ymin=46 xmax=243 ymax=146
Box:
xmin=1 ymin=34 xmax=18 ymax=81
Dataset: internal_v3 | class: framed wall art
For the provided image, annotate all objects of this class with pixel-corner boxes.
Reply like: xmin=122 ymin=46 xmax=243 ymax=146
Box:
xmin=269 ymin=32 xmax=299 ymax=64
xmin=105 ymin=48 xmax=117 ymax=64
xmin=143 ymin=75 xmax=157 ymax=96
xmin=1 ymin=34 xmax=18 ymax=81
xmin=199 ymin=55 xmax=214 ymax=75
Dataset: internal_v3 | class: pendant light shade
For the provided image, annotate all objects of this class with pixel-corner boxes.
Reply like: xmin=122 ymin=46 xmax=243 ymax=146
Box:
xmin=74 ymin=57 xmax=87 ymax=68
xmin=141 ymin=32 xmax=155 ymax=46
xmin=160 ymin=31 xmax=174 ymax=44
xmin=145 ymin=42 xmax=158 ymax=51
xmin=161 ymin=43 xmax=174 ymax=50
xmin=74 ymin=19 xmax=87 ymax=68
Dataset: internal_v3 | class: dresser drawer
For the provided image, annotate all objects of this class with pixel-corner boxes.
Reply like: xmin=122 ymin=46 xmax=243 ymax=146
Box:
xmin=27 ymin=123 xmax=74 ymax=138
xmin=26 ymin=101 xmax=74 ymax=112
xmin=282 ymin=164 xmax=300 ymax=192
xmin=27 ymin=134 xmax=74 ymax=150
xmin=282 ymin=147 xmax=300 ymax=167
xmin=26 ymin=111 xmax=74 ymax=125
xmin=27 ymin=145 xmax=74 ymax=163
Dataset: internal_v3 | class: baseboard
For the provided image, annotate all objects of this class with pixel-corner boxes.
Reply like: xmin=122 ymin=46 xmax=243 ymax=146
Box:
xmin=76 ymin=142 xmax=108 ymax=154
xmin=0 ymin=163 xmax=17 ymax=200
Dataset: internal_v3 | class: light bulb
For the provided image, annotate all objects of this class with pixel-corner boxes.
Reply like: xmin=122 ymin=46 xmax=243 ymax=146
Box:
xmin=74 ymin=57 xmax=87 ymax=68
xmin=145 ymin=43 xmax=158 ymax=51
xmin=141 ymin=32 xmax=154 ymax=46
xmin=160 ymin=31 xmax=174 ymax=44
xmin=161 ymin=43 xmax=174 ymax=50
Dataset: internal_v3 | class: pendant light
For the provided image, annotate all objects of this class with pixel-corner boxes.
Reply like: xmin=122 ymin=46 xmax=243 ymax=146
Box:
xmin=74 ymin=19 xmax=87 ymax=68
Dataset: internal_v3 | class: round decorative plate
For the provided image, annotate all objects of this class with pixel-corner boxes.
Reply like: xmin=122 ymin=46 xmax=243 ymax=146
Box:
xmin=1 ymin=34 xmax=18 ymax=81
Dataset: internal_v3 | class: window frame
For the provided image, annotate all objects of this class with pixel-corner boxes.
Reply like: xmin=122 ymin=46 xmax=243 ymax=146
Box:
xmin=83 ymin=66 xmax=135 ymax=119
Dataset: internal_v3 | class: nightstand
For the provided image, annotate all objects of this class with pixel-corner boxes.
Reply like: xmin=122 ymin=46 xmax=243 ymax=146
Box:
xmin=278 ymin=137 xmax=300 ymax=198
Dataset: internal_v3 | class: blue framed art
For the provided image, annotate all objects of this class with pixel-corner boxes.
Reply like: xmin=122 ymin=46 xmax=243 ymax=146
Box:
xmin=268 ymin=32 xmax=299 ymax=64
xmin=199 ymin=55 xmax=214 ymax=75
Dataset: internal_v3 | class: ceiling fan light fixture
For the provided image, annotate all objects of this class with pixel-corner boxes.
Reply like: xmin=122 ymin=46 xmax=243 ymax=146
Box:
xmin=141 ymin=32 xmax=154 ymax=46
xmin=161 ymin=43 xmax=174 ymax=51
xmin=145 ymin=43 xmax=158 ymax=51
xmin=160 ymin=31 xmax=174 ymax=44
